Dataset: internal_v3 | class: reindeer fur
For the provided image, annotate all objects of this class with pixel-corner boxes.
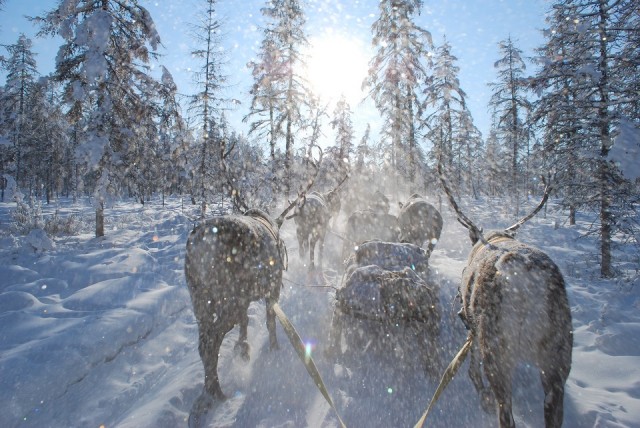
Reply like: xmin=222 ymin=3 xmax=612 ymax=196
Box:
xmin=293 ymin=191 xmax=331 ymax=270
xmin=398 ymin=194 xmax=443 ymax=253
xmin=460 ymin=231 xmax=572 ymax=428
xmin=185 ymin=209 xmax=285 ymax=401
xmin=342 ymin=209 xmax=401 ymax=261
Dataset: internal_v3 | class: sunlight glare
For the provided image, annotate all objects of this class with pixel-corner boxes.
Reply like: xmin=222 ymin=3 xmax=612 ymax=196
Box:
xmin=306 ymin=32 xmax=369 ymax=106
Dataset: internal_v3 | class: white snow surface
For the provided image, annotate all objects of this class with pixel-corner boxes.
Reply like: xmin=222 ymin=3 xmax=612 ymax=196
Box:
xmin=1 ymin=195 xmax=639 ymax=428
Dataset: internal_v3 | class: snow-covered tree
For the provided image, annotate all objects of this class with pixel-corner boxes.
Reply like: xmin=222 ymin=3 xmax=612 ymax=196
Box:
xmin=22 ymin=78 xmax=71 ymax=203
xmin=488 ymin=37 xmax=531 ymax=215
xmin=422 ymin=38 xmax=472 ymax=189
xmin=616 ymin=0 xmax=640 ymax=121
xmin=483 ymin=130 xmax=508 ymax=197
xmin=455 ymin=110 xmax=484 ymax=197
xmin=364 ymin=0 xmax=433 ymax=185
xmin=157 ymin=66 xmax=187 ymax=205
xmin=188 ymin=0 xmax=232 ymax=217
xmin=354 ymin=123 xmax=371 ymax=174
xmin=247 ymin=0 xmax=312 ymax=196
xmin=245 ymin=32 xmax=284 ymax=195
xmin=532 ymin=0 xmax=639 ymax=277
xmin=330 ymin=94 xmax=354 ymax=162
xmin=0 ymin=34 xmax=38 ymax=187
xmin=531 ymin=1 xmax=590 ymax=225
xmin=36 ymin=0 xmax=163 ymax=237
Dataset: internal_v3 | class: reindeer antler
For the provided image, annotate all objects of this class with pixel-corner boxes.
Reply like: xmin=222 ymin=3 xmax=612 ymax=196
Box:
xmin=437 ymin=161 xmax=488 ymax=245
xmin=275 ymin=144 xmax=324 ymax=228
xmin=504 ymin=174 xmax=553 ymax=234
xmin=220 ymin=136 xmax=249 ymax=213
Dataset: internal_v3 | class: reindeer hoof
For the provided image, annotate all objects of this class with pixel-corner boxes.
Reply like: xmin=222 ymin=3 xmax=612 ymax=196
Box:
xmin=234 ymin=341 xmax=250 ymax=361
xmin=189 ymin=390 xmax=221 ymax=427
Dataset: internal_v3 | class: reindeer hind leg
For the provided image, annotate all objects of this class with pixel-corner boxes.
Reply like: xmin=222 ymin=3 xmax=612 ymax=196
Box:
xmin=540 ymin=365 xmax=567 ymax=428
xmin=265 ymin=285 xmax=281 ymax=350
xmin=483 ymin=349 xmax=515 ymax=428
xmin=234 ymin=301 xmax=251 ymax=361
xmin=468 ymin=342 xmax=494 ymax=414
xmin=200 ymin=314 xmax=235 ymax=400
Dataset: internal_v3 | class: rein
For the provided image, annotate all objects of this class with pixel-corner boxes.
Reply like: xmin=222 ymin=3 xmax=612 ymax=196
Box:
xmin=413 ymin=333 xmax=474 ymax=428
xmin=272 ymin=302 xmax=347 ymax=428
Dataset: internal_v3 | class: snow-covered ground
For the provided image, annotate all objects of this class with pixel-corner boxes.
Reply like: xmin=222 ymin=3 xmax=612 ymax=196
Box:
xmin=1 ymin=194 xmax=638 ymax=427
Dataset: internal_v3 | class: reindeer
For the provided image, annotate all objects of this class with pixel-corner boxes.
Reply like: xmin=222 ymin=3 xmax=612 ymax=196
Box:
xmin=341 ymin=195 xmax=401 ymax=262
xmin=397 ymin=194 xmax=443 ymax=254
xmin=288 ymin=174 xmax=349 ymax=271
xmin=185 ymin=146 xmax=323 ymax=424
xmin=438 ymin=166 xmax=572 ymax=428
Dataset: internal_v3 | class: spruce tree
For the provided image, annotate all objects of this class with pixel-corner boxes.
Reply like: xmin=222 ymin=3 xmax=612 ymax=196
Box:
xmin=36 ymin=0 xmax=163 ymax=237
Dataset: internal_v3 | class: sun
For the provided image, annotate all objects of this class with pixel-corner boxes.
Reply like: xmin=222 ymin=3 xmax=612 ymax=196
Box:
xmin=306 ymin=32 xmax=370 ymax=106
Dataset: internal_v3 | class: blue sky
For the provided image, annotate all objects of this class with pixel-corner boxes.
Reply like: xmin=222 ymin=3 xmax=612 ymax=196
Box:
xmin=1 ymin=0 xmax=548 ymax=147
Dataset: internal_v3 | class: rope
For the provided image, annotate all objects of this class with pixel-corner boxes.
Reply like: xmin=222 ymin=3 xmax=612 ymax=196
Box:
xmin=413 ymin=333 xmax=473 ymax=428
xmin=272 ymin=303 xmax=347 ymax=428
xmin=326 ymin=228 xmax=352 ymax=243
xmin=283 ymin=276 xmax=339 ymax=291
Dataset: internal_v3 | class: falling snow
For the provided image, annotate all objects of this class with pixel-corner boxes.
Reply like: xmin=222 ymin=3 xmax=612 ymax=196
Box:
xmin=0 ymin=194 xmax=639 ymax=427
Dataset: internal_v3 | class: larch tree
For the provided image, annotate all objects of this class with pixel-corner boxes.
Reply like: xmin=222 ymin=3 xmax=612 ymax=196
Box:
xmin=455 ymin=109 xmax=484 ymax=197
xmin=23 ymin=77 xmax=71 ymax=203
xmin=0 ymin=34 xmax=38 ymax=187
xmin=488 ymin=36 xmax=531 ymax=216
xmin=354 ymin=123 xmax=371 ymax=174
xmin=533 ymin=0 xmax=639 ymax=277
xmin=532 ymin=1 xmax=590 ymax=225
xmin=35 ymin=0 xmax=163 ymax=237
xmin=483 ymin=129 xmax=508 ymax=197
xmin=363 ymin=0 xmax=433 ymax=186
xmin=157 ymin=66 xmax=187 ymax=206
xmin=245 ymin=33 xmax=284 ymax=196
xmin=247 ymin=0 xmax=311 ymax=196
xmin=301 ymin=94 xmax=327 ymax=170
xmin=616 ymin=0 xmax=640 ymax=121
xmin=188 ymin=0 xmax=231 ymax=217
xmin=330 ymin=94 xmax=355 ymax=162
xmin=422 ymin=38 xmax=470 ymax=190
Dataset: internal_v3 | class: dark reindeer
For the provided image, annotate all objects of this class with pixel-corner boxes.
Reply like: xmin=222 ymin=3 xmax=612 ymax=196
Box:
xmin=340 ymin=190 xmax=398 ymax=260
xmin=397 ymin=194 xmax=443 ymax=254
xmin=288 ymin=174 xmax=349 ymax=271
xmin=439 ymin=165 xmax=573 ymax=428
xmin=185 ymin=146 xmax=323 ymax=424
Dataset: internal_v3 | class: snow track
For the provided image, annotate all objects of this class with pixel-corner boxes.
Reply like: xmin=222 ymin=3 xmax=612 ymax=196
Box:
xmin=1 ymin=197 xmax=638 ymax=427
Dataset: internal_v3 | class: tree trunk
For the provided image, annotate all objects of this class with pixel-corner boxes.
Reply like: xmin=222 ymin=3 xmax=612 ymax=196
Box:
xmin=96 ymin=202 xmax=105 ymax=237
xmin=569 ymin=205 xmax=576 ymax=226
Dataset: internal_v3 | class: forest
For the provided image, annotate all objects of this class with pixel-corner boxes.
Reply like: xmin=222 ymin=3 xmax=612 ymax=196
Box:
xmin=1 ymin=0 xmax=638 ymax=278
xmin=0 ymin=1 xmax=639 ymax=426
